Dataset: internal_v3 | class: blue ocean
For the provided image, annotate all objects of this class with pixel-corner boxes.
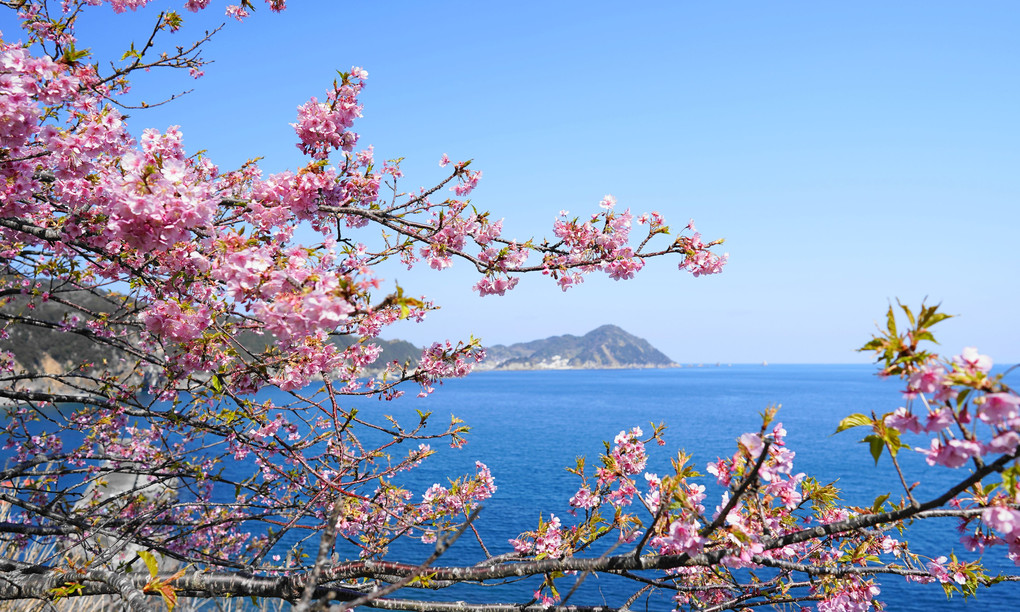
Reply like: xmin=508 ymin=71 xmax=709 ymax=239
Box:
xmin=293 ymin=365 xmax=1020 ymax=610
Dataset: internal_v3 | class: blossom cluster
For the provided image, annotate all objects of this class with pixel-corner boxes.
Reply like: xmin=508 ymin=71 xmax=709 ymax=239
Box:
xmin=513 ymin=369 xmax=1020 ymax=612
xmin=874 ymin=343 xmax=1020 ymax=566
xmin=0 ymin=1 xmax=735 ymax=607
xmin=291 ymin=68 xmax=366 ymax=160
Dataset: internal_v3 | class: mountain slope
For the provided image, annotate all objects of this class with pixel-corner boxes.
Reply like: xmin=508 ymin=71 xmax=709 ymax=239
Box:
xmin=477 ymin=325 xmax=675 ymax=370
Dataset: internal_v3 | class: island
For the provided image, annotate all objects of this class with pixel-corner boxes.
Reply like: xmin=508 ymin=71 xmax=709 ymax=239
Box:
xmin=474 ymin=324 xmax=676 ymax=371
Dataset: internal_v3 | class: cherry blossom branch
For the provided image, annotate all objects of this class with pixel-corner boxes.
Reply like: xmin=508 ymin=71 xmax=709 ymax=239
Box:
xmin=701 ymin=593 xmax=821 ymax=612
xmin=294 ymin=497 xmax=349 ymax=612
xmin=332 ymin=507 xmax=481 ymax=612
xmin=763 ymin=446 xmax=1020 ymax=553
xmin=750 ymin=555 xmax=1020 ymax=582
xmin=886 ymin=439 xmax=918 ymax=505
xmin=700 ymin=439 xmax=772 ymax=538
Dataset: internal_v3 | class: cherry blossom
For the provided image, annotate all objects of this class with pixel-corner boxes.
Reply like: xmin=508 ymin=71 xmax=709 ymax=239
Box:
xmin=4 ymin=3 xmax=1017 ymax=611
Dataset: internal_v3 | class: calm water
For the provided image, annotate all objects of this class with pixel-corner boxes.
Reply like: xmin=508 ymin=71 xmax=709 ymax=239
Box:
xmin=283 ymin=365 xmax=1020 ymax=610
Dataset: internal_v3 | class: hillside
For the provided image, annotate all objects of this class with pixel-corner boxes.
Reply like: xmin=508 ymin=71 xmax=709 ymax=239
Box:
xmin=1 ymin=288 xmax=671 ymax=380
xmin=477 ymin=324 xmax=676 ymax=370
xmin=0 ymin=288 xmax=422 ymax=390
xmin=331 ymin=336 xmax=422 ymax=370
xmin=0 ymin=285 xmax=161 ymax=396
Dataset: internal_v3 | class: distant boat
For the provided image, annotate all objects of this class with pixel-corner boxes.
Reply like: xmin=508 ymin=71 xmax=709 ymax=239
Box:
xmin=762 ymin=360 xmax=768 ymax=366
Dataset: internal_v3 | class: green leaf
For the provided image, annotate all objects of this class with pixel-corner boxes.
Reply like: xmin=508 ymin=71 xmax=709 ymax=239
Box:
xmin=163 ymin=11 xmax=183 ymax=31
xmin=864 ymin=434 xmax=885 ymax=465
xmin=899 ymin=301 xmax=915 ymax=327
xmin=59 ymin=43 xmax=90 ymax=65
xmin=871 ymin=493 xmax=890 ymax=513
xmin=886 ymin=305 xmax=897 ymax=337
xmin=138 ymin=550 xmax=158 ymax=578
xmin=878 ymin=425 xmax=905 ymax=458
xmin=835 ymin=413 xmax=872 ymax=433
xmin=859 ymin=338 xmax=883 ymax=352
xmin=50 ymin=582 xmax=85 ymax=600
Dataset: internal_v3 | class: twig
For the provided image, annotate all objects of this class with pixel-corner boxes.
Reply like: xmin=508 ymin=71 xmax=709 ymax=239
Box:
xmin=700 ymin=440 xmax=772 ymax=538
xmin=330 ymin=507 xmax=482 ymax=611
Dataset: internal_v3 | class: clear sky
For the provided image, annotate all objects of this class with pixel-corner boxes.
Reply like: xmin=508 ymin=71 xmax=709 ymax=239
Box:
xmin=5 ymin=2 xmax=1018 ymax=363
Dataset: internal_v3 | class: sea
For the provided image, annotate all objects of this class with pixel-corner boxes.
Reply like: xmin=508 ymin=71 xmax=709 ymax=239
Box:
xmin=9 ymin=365 xmax=1020 ymax=610
xmin=275 ymin=364 xmax=1020 ymax=611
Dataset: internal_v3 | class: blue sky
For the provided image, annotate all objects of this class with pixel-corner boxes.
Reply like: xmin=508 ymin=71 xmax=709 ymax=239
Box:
xmin=5 ymin=2 xmax=1019 ymax=363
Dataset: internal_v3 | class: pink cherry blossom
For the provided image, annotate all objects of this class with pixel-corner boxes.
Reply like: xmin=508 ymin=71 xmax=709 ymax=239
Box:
xmin=569 ymin=486 xmax=600 ymax=509
xmin=923 ymin=407 xmax=956 ymax=433
xmin=921 ymin=438 xmax=981 ymax=468
xmin=651 ymin=518 xmax=705 ymax=556
xmin=885 ymin=408 xmax=923 ymax=434
xmin=906 ymin=363 xmax=946 ymax=396
xmin=954 ymin=346 xmax=993 ymax=373
xmin=977 ymin=392 xmax=1020 ymax=425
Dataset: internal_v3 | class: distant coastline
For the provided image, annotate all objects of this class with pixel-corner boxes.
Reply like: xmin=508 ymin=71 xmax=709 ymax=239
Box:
xmin=1 ymin=292 xmax=681 ymax=381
